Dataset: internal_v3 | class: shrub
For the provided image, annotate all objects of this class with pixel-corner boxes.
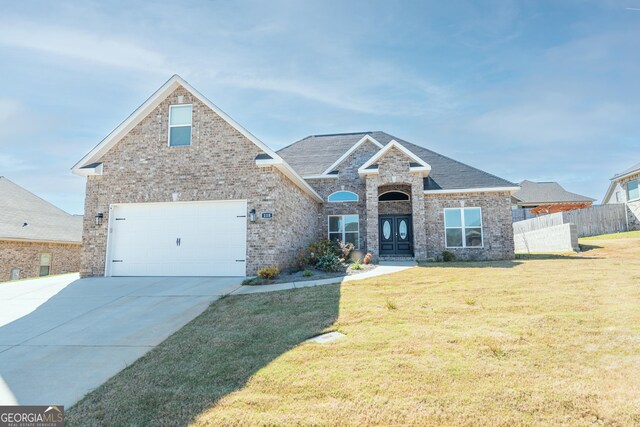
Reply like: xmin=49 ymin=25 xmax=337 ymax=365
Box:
xmin=337 ymin=240 xmax=355 ymax=259
xmin=350 ymin=259 xmax=363 ymax=270
xmin=257 ymin=265 xmax=280 ymax=281
xmin=442 ymin=251 xmax=456 ymax=262
xmin=295 ymin=239 xmax=341 ymax=269
xmin=242 ymin=277 xmax=264 ymax=286
xmin=302 ymin=269 xmax=313 ymax=277
xmin=316 ymin=253 xmax=344 ymax=272
xmin=363 ymin=253 xmax=373 ymax=265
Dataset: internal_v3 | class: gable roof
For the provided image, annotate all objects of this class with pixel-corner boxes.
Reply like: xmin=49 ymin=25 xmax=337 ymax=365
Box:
xmin=512 ymin=180 xmax=595 ymax=205
xmin=358 ymin=140 xmax=431 ymax=176
xmin=612 ymin=162 xmax=640 ymax=180
xmin=278 ymin=131 xmax=517 ymax=191
xmin=72 ymin=75 xmax=322 ymax=203
xmin=0 ymin=177 xmax=83 ymax=243
xmin=603 ymin=161 xmax=640 ymax=203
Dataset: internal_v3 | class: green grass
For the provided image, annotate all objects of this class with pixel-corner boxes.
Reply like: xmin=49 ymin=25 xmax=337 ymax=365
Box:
xmin=68 ymin=234 xmax=640 ymax=426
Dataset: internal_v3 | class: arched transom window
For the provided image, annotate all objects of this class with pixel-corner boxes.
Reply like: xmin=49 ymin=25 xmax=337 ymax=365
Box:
xmin=328 ymin=191 xmax=358 ymax=202
xmin=378 ymin=191 xmax=410 ymax=201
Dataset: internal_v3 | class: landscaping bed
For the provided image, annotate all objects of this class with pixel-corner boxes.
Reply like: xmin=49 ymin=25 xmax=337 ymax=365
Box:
xmin=243 ymin=263 xmax=377 ymax=286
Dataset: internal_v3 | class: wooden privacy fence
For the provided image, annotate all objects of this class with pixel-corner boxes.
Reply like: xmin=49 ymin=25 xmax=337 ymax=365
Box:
xmin=513 ymin=204 xmax=628 ymax=238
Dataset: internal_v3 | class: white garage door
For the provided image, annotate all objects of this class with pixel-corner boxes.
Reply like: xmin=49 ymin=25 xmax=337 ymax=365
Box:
xmin=107 ymin=201 xmax=247 ymax=277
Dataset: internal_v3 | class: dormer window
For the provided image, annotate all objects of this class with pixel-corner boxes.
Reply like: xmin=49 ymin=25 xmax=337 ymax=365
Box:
xmin=169 ymin=104 xmax=192 ymax=146
xmin=328 ymin=191 xmax=358 ymax=202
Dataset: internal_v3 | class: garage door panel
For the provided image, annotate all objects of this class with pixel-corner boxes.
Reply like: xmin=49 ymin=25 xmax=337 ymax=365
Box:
xmin=108 ymin=201 xmax=247 ymax=277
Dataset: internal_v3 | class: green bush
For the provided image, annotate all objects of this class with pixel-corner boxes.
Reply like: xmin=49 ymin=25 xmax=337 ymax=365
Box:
xmin=295 ymin=239 xmax=341 ymax=269
xmin=350 ymin=259 xmax=363 ymax=270
xmin=316 ymin=253 xmax=344 ymax=272
xmin=257 ymin=265 xmax=280 ymax=280
xmin=302 ymin=269 xmax=313 ymax=277
xmin=442 ymin=251 xmax=456 ymax=262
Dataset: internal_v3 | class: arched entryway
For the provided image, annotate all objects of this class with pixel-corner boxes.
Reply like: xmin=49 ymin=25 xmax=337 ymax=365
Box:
xmin=378 ymin=185 xmax=413 ymax=256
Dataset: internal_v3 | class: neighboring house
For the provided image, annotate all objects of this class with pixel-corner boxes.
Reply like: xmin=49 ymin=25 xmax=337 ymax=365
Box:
xmin=511 ymin=180 xmax=595 ymax=222
xmin=603 ymin=162 xmax=640 ymax=230
xmin=72 ymin=75 xmax=519 ymax=278
xmin=0 ymin=177 xmax=82 ymax=282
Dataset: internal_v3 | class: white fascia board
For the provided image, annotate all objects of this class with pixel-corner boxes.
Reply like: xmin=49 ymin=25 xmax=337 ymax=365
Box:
xmin=72 ymin=74 xmax=321 ymax=202
xmin=73 ymin=163 xmax=103 ymax=177
xmin=610 ymin=168 xmax=640 ymax=182
xmin=424 ymin=186 xmax=521 ymax=195
xmin=320 ymin=135 xmax=384 ymax=175
xmin=274 ymin=163 xmax=323 ymax=203
xmin=72 ymin=75 xmax=283 ymax=172
xmin=358 ymin=140 xmax=431 ymax=175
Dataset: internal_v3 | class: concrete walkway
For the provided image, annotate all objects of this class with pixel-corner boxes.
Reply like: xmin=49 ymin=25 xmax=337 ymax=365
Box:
xmin=0 ymin=262 xmax=414 ymax=407
xmin=232 ymin=261 xmax=416 ymax=295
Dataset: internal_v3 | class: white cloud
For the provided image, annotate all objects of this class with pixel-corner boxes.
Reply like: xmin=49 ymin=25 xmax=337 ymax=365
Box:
xmin=0 ymin=20 xmax=168 ymax=73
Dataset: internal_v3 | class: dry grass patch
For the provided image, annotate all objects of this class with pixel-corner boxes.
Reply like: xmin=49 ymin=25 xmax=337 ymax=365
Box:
xmin=68 ymin=233 xmax=640 ymax=426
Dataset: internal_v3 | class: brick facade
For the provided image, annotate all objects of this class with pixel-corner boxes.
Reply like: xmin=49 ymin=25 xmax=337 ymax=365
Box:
xmin=81 ymin=85 xmax=319 ymax=277
xmin=0 ymin=240 xmax=81 ymax=282
xmin=424 ymin=192 xmax=515 ymax=260
xmin=79 ymin=84 xmax=516 ymax=277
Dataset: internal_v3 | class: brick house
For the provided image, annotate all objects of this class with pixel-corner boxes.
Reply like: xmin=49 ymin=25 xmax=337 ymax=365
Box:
xmin=72 ymin=75 xmax=519 ymax=278
xmin=511 ymin=180 xmax=595 ymax=222
xmin=0 ymin=177 xmax=82 ymax=282
xmin=603 ymin=162 xmax=640 ymax=230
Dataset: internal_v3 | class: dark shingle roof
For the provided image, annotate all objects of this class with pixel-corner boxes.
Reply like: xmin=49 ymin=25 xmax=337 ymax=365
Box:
xmin=277 ymin=131 xmax=517 ymax=190
xmin=512 ymin=180 xmax=595 ymax=204
xmin=0 ymin=177 xmax=83 ymax=243
xmin=612 ymin=162 xmax=640 ymax=180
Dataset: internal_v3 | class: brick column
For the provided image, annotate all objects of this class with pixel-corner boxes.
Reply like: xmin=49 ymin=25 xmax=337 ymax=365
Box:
xmin=411 ymin=175 xmax=428 ymax=260
xmin=365 ymin=176 xmax=379 ymax=258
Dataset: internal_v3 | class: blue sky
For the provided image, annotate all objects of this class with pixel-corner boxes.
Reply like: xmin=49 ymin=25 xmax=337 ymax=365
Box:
xmin=0 ymin=0 xmax=638 ymax=214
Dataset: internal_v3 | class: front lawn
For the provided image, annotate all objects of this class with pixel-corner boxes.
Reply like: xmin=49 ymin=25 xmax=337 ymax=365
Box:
xmin=68 ymin=233 xmax=640 ymax=426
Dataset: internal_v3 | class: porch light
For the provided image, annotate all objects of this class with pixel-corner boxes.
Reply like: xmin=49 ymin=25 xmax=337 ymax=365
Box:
xmin=95 ymin=212 xmax=104 ymax=226
xmin=249 ymin=209 xmax=256 ymax=222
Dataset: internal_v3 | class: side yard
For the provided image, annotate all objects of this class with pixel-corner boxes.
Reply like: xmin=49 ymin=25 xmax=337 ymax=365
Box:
xmin=68 ymin=232 xmax=640 ymax=426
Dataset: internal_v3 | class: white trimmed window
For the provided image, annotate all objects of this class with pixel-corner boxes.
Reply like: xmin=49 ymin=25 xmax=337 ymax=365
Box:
xmin=169 ymin=104 xmax=193 ymax=146
xmin=328 ymin=215 xmax=359 ymax=248
xmin=39 ymin=253 xmax=52 ymax=277
xmin=328 ymin=191 xmax=358 ymax=202
xmin=444 ymin=207 xmax=483 ymax=248
xmin=627 ymin=179 xmax=639 ymax=201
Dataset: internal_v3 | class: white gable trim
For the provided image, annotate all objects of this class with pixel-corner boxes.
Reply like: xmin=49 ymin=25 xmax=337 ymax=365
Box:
xmin=71 ymin=74 xmax=322 ymax=203
xmin=358 ymin=140 xmax=431 ymax=176
xmin=320 ymin=135 xmax=383 ymax=175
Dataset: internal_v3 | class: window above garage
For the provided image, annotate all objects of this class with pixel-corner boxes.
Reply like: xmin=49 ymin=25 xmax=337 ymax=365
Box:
xmin=169 ymin=104 xmax=192 ymax=147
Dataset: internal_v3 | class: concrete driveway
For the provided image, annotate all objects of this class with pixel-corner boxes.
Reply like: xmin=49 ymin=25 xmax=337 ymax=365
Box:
xmin=0 ymin=273 xmax=242 ymax=407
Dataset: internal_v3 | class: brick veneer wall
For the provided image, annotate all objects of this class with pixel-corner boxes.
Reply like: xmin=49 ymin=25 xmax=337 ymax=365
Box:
xmin=364 ymin=147 xmax=428 ymax=259
xmin=81 ymin=85 xmax=319 ymax=277
xmin=424 ymin=191 xmax=515 ymax=260
xmin=306 ymin=140 xmax=380 ymax=250
xmin=0 ymin=240 xmax=81 ymax=282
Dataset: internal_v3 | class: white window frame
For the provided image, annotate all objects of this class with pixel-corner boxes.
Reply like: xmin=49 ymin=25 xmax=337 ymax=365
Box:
xmin=627 ymin=179 xmax=639 ymax=202
xmin=327 ymin=191 xmax=359 ymax=203
xmin=328 ymin=214 xmax=360 ymax=249
xmin=168 ymin=104 xmax=193 ymax=147
xmin=39 ymin=253 xmax=52 ymax=277
xmin=444 ymin=207 xmax=484 ymax=248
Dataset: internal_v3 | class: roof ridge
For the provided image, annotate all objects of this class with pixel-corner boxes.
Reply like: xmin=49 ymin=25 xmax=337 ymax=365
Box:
xmin=0 ymin=177 xmax=74 ymax=217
